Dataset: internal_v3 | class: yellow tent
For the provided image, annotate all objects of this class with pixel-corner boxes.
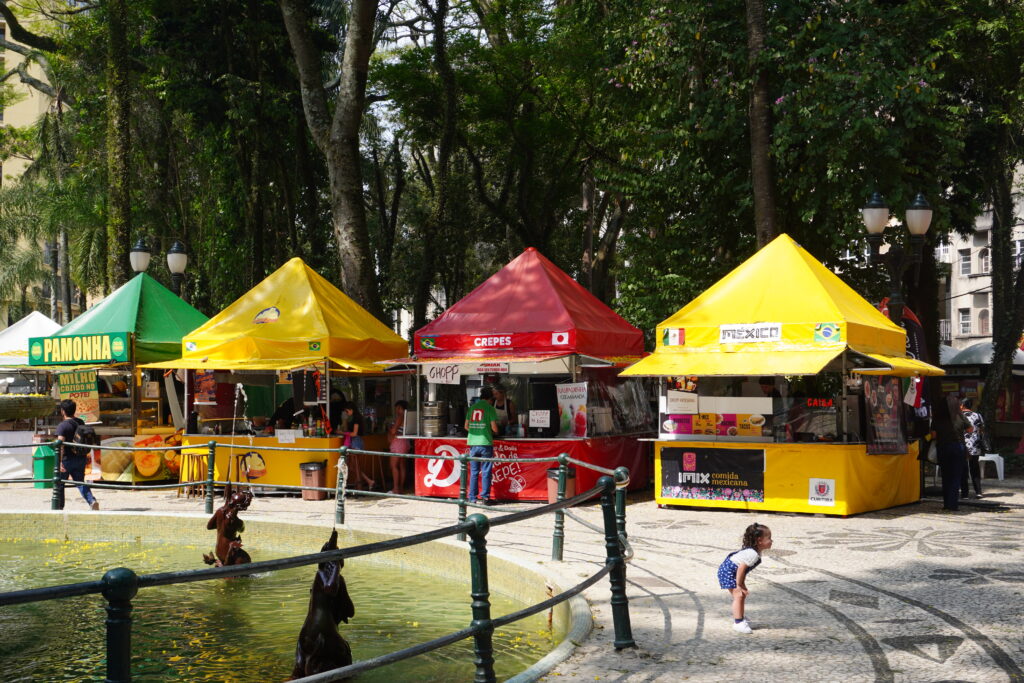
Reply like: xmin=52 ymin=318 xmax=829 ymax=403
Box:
xmin=622 ymin=234 xmax=943 ymax=378
xmin=145 ymin=257 xmax=407 ymax=372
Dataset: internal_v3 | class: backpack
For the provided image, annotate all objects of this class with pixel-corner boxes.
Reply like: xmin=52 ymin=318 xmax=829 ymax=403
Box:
xmin=68 ymin=423 xmax=99 ymax=458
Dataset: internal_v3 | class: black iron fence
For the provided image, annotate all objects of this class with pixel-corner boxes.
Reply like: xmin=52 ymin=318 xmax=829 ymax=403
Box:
xmin=0 ymin=439 xmax=635 ymax=682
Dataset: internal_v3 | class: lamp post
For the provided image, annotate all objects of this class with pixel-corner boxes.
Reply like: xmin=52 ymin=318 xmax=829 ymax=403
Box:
xmin=861 ymin=192 xmax=933 ymax=324
xmin=167 ymin=240 xmax=188 ymax=296
xmin=129 ymin=238 xmax=151 ymax=274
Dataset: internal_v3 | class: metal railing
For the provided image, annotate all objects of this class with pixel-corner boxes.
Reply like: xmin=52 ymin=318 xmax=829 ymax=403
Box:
xmin=3 ymin=439 xmax=632 ymax=562
xmin=0 ymin=465 xmax=635 ymax=682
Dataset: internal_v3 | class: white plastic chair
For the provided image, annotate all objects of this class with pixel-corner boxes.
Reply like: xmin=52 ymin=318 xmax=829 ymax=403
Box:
xmin=978 ymin=453 xmax=1005 ymax=481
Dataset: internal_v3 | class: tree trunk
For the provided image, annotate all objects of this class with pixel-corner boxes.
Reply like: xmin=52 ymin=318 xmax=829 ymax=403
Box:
xmin=60 ymin=230 xmax=72 ymax=323
xmin=980 ymin=161 xmax=1021 ymax=428
xmin=745 ymin=0 xmax=778 ymax=248
xmin=46 ymin=241 xmax=58 ymax=322
xmin=413 ymin=0 xmax=457 ymax=331
xmin=591 ymin=194 xmax=627 ymax=305
xmin=279 ymin=0 xmax=383 ymax=317
xmin=106 ymin=0 xmax=131 ymax=289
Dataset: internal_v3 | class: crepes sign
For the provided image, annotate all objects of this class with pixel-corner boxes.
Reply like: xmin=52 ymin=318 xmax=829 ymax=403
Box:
xmin=719 ymin=323 xmax=782 ymax=344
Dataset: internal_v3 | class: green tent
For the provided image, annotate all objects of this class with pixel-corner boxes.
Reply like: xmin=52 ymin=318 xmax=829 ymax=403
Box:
xmin=54 ymin=273 xmax=208 ymax=364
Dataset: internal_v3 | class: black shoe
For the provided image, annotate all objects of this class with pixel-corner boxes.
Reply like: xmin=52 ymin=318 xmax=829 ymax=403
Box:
xmin=482 ymin=499 xmax=496 ymax=506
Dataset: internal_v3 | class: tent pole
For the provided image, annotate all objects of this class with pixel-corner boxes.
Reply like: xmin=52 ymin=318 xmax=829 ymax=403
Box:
xmin=840 ymin=353 xmax=848 ymax=443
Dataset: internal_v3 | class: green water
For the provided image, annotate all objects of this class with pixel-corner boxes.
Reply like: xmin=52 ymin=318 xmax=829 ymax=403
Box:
xmin=0 ymin=538 xmax=556 ymax=682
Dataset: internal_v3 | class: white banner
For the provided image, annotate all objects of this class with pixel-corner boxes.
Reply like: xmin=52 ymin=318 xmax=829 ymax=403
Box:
xmin=666 ymin=390 xmax=698 ymax=414
xmin=719 ymin=323 xmax=782 ymax=344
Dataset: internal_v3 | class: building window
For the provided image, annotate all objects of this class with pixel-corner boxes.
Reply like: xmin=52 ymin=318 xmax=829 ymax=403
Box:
xmin=959 ymin=249 xmax=972 ymax=276
xmin=935 ymin=241 xmax=950 ymax=262
xmin=1015 ymin=239 xmax=1024 ymax=269
xmin=979 ymin=309 xmax=991 ymax=336
xmin=939 ymin=319 xmax=952 ymax=344
xmin=979 ymin=248 xmax=990 ymax=274
xmin=959 ymin=309 xmax=971 ymax=335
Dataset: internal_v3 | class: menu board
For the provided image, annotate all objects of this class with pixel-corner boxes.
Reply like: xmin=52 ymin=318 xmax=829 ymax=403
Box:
xmin=58 ymin=370 xmax=100 ymax=423
xmin=864 ymin=376 xmax=906 ymax=454
xmin=660 ymin=446 xmax=765 ymax=502
xmin=193 ymin=370 xmax=217 ymax=405
xmin=660 ymin=413 xmax=769 ymax=438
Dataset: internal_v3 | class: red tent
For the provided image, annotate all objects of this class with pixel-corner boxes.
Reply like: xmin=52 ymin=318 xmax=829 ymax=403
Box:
xmin=413 ymin=247 xmax=644 ymax=360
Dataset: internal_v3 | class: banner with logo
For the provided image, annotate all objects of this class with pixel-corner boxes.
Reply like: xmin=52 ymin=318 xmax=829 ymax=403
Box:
xmin=415 ymin=331 xmax=575 ymax=355
xmin=659 ymin=446 xmax=765 ymax=502
xmin=29 ymin=332 xmax=130 ymax=366
xmin=58 ymin=370 xmax=100 ymax=423
xmin=414 ymin=436 xmax=649 ymax=500
xmin=864 ymin=376 xmax=906 ymax=454
xmin=555 ymin=382 xmax=588 ymax=437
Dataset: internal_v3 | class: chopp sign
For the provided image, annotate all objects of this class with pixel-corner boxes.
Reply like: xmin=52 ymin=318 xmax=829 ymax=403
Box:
xmin=426 ymin=363 xmax=461 ymax=385
xmin=719 ymin=323 xmax=782 ymax=344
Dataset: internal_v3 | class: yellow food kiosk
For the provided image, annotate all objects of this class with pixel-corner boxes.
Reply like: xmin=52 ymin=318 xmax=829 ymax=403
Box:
xmin=145 ymin=258 xmax=408 ymax=489
xmin=621 ymin=234 xmax=944 ymax=516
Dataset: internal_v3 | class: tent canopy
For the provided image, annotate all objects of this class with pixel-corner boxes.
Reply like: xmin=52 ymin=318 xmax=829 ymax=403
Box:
xmin=145 ymin=257 xmax=407 ymax=372
xmin=0 ymin=312 xmax=61 ymax=366
xmin=412 ymin=247 xmax=643 ymax=360
xmin=51 ymin=273 xmax=208 ymax=364
xmin=945 ymin=341 xmax=1024 ymax=366
xmin=622 ymin=234 xmax=944 ymax=378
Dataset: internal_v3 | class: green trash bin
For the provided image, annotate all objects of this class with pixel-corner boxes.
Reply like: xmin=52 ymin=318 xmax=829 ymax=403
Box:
xmin=33 ymin=445 xmax=55 ymax=489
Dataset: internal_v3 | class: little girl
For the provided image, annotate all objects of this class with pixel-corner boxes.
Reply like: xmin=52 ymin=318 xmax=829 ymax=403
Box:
xmin=717 ymin=522 xmax=773 ymax=634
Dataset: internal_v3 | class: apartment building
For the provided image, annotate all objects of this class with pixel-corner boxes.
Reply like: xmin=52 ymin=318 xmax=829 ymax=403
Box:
xmin=1 ymin=12 xmax=76 ymax=329
xmin=937 ymin=201 xmax=1024 ymax=351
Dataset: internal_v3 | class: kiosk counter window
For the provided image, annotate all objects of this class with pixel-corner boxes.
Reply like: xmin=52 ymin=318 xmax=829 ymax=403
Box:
xmin=655 ymin=374 xmax=866 ymax=445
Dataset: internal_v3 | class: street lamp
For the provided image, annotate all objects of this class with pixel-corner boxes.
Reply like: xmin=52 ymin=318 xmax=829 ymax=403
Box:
xmin=167 ymin=240 xmax=188 ymax=296
xmin=129 ymin=237 xmax=151 ymax=273
xmin=861 ymin=192 xmax=933 ymax=324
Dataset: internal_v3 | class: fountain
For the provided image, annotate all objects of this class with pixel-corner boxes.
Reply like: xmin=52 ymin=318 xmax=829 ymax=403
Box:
xmin=0 ymin=514 xmax=563 ymax=680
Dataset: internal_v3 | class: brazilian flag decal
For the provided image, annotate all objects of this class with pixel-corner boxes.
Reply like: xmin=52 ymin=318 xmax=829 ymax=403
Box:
xmin=813 ymin=323 xmax=841 ymax=342
xmin=309 ymin=341 xmax=322 ymax=351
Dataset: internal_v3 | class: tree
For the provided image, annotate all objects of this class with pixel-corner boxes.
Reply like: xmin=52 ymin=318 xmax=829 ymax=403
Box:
xmin=279 ymin=0 xmax=384 ymax=317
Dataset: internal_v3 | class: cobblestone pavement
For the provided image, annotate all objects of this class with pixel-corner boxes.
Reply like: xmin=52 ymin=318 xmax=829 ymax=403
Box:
xmin=4 ymin=478 xmax=1024 ymax=682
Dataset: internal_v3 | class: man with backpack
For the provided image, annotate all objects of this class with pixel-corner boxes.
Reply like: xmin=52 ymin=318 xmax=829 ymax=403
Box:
xmin=959 ymin=398 xmax=986 ymax=499
xmin=56 ymin=399 xmax=99 ymax=510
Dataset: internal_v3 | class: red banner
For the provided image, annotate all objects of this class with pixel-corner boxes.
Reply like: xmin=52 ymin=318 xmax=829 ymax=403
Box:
xmin=414 ymin=436 xmax=650 ymax=501
xmin=415 ymin=331 xmax=577 ymax=356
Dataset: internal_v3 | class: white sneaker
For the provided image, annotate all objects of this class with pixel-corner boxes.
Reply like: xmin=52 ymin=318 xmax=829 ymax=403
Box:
xmin=733 ymin=620 xmax=753 ymax=634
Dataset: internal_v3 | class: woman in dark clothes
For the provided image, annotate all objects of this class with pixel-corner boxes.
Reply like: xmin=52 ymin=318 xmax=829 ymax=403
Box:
xmin=929 ymin=384 xmax=967 ymax=511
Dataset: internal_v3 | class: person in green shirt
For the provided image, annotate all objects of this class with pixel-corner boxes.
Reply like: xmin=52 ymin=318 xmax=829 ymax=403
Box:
xmin=464 ymin=387 xmax=499 ymax=504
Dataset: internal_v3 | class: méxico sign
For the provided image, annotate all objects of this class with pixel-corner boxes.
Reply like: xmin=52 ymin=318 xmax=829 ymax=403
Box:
xmin=29 ymin=333 xmax=131 ymax=366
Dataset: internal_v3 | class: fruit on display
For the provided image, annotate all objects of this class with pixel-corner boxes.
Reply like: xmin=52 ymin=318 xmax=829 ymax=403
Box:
xmin=133 ymin=435 xmax=165 ymax=477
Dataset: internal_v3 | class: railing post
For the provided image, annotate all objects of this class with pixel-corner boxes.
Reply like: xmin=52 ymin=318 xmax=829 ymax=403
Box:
xmin=101 ymin=567 xmax=139 ymax=683
xmin=599 ymin=475 xmax=636 ymax=650
xmin=551 ymin=453 xmax=569 ymax=561
xmin=457 ymin=451 xmax=469 ymax=542
xmin=466 ymin=513 xmax=495 ymax=683
xmin=614 ymin=466 xmax=630 ymax=543
xmin=205 ymin=441 xmax=216 ymax=515
xmin=335 ymin=447 xmax=348 ymax=525
xmin=51 ymin=440 xmax=64 ymax=510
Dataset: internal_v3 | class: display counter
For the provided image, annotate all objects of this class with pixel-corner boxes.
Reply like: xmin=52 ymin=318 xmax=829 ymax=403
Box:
xmin=413 ymin=435 xmax=650 ymax=502
xmin=654 ymin=440 xmax=920 ymax=516
xmin=182 ymin=435 xmax=342 ymax=489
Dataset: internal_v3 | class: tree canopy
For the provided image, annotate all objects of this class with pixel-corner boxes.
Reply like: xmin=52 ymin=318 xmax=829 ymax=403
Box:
xmin=0 ymin=0 xmax=1021 ymax=383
